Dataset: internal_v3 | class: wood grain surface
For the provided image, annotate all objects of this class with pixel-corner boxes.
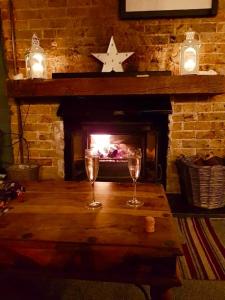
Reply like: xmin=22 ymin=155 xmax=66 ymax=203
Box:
xmin=0 ymin=181 xmax=182 ymax=289
xmin=6 ymin=75 xmax=225 ymax=98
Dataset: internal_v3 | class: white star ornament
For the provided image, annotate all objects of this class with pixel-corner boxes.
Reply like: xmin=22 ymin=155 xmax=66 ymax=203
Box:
xmin=92 ymin=36 xmax=134 ymax=72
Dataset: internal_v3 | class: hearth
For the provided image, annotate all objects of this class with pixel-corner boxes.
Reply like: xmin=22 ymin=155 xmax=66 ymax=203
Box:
xmin=57 ymin=94 xmax=171 ymax=186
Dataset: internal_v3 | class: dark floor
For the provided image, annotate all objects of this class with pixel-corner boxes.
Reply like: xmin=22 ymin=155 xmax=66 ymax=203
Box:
xmin=167 ymin=193 xmax=225 ymax=217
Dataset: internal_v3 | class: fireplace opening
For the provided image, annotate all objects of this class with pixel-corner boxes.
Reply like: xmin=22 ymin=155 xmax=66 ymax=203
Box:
xmin=89 ymin=133 xmax=131 ymax=181
xmin=83 ymin=123 xmax=158 ymax=182
xmin=57 ymin=94 xmax=171 ymax=187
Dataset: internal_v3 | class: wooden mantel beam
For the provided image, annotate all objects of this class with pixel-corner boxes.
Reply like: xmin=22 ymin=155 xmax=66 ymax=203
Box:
xmin=6 ymin=75 xmax=225 ymax=98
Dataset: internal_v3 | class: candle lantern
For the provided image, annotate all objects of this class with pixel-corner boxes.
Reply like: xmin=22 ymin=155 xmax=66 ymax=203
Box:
xmin=180 ymin=29 xmax=200 ymax=75
xmin=25 ymin=34 xmax=46 ymax=79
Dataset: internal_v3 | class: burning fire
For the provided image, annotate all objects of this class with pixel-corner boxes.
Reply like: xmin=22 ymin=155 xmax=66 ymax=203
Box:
xmin=90 ymin=134 xmax=127 ymax=160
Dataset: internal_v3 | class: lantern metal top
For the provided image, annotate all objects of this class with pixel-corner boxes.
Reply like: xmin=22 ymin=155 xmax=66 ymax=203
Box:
xmin=30 ymin=34 xmax=44 ymax=53
xmin=185 ymin=31 xmax=195 ymax=40
xmin=184 ymin=28 xmax=200 ymax=43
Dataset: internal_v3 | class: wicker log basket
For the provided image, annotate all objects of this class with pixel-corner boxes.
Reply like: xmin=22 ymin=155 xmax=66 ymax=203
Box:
xmin=6 ymin=164 xmax=39 ymax=181
xmin=176 ymin=154 xmax=225 ymax=209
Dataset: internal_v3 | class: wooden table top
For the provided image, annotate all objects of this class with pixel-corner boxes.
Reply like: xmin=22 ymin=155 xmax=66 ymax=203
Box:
xmin=0 ymin=181 xmax=182 ymax=258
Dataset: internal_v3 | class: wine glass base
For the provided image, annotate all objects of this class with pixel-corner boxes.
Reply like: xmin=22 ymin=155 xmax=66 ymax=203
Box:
xmin=126 ymin=199 xmax=144 ymax=208
xmin=87 ymin=201 xmax=102 ymax=209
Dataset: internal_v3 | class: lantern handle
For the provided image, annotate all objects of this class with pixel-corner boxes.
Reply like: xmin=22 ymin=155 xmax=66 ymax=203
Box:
xmin=186 ymin=28 xmax=200 ymax=41
xmin=32 ymin=34 xmax=40 ymax=47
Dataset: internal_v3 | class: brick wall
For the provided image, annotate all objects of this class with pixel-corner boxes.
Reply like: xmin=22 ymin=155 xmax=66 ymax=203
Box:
xmin=0 ymin=0 xmax=225 ymax=192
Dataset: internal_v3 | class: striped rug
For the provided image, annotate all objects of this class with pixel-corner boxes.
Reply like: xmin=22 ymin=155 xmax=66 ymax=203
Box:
xmin=177 ymin=217 xmax=225 ymax=280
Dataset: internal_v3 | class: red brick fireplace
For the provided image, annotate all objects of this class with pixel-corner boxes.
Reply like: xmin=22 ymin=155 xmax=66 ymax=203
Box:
xmin=7 ymin=74 xmax=225 ymax=193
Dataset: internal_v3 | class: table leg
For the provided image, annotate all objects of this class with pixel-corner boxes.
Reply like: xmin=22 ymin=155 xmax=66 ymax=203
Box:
xmin=150 ymin=286 xmax=173 ymax=300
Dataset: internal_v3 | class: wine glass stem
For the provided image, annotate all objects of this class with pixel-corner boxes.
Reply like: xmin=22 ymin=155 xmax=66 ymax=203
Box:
xmin=133 ymin=179 xmax=137 ymax=203
xmin=91 ymin=181 xmax=95 ymax=204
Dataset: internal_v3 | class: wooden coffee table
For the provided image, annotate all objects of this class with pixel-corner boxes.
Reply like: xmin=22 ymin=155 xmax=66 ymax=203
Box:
xmin=0 ymin=181 xmax=182 ymax=300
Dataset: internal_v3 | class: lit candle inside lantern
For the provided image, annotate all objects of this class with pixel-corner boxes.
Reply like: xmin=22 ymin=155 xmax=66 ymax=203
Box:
xmin=183 ymin=47 xmax=196 ymax=72
xmin=184 ymin=59 xmax=196 ymax=72
xmin=31 ymin=62 xmax=44 ymax=78
xmin=33 ymin=53 xmax=44 ymax=63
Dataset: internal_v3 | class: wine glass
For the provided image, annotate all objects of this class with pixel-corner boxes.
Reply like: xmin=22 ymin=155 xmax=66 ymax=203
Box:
xmin=127 ymin=148 xmax=144 ymax=208
xmin=85 ymin=149 xmax=102 ymax=208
